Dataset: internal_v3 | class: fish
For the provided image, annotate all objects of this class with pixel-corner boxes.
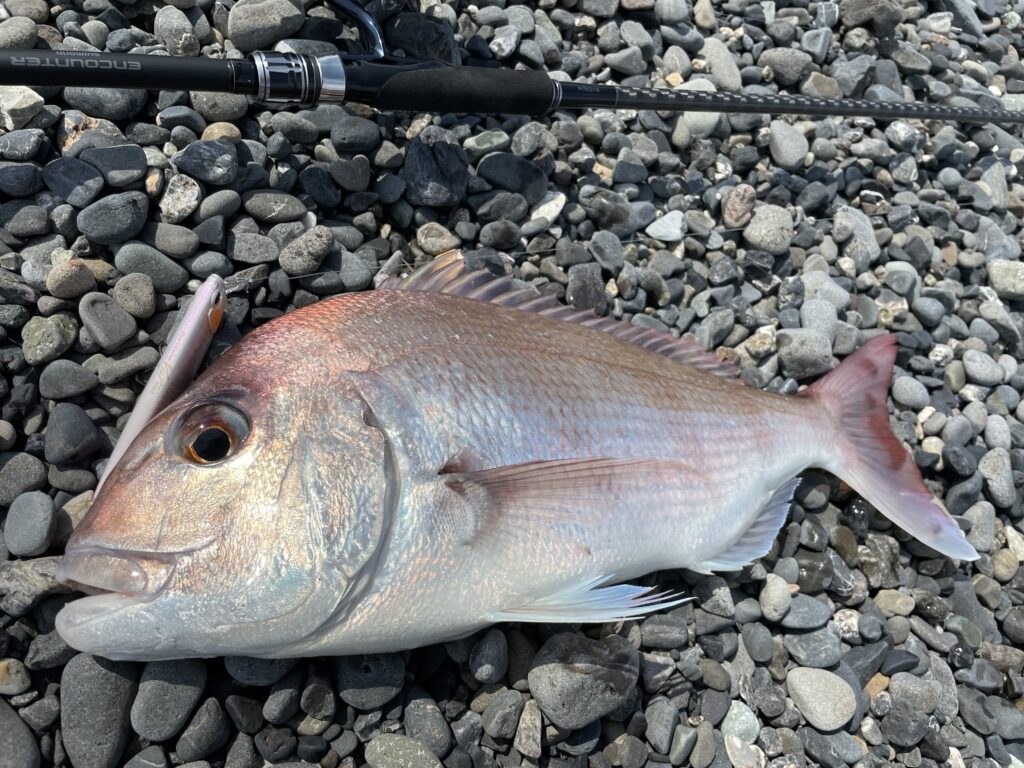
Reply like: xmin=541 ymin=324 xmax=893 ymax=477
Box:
xmin=55 ymin=251 xmax=978 ymax=660
xmin=94 ymin=275 xmax=227 ymax=495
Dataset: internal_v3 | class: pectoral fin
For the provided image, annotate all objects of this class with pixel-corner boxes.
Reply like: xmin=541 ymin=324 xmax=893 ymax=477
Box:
xmin=440 ymin=456 xmax=700 ymax=543
xmin=487 ymin=575 xmax=690 ymax=624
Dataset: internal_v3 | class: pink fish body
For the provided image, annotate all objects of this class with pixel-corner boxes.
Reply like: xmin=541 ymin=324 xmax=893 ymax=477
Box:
xmin=56 ymin=253 xmax=977 ymax=660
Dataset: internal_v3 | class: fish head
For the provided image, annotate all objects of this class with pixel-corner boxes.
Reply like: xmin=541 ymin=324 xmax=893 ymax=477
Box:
xmin=57 ymin=338 xmax=391 ymax=660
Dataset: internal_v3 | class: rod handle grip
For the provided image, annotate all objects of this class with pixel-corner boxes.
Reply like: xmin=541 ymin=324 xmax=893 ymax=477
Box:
xmin=367 ymin=65 xmax=555 ymax=115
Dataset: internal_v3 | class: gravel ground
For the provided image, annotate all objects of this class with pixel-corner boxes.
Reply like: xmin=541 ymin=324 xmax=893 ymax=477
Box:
xmin=1 ymin=0 xmax=1024 ymax=766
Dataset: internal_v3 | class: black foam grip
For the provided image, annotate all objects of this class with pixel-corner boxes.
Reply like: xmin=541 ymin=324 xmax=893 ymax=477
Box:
xmin=372 ymin=67 xmax=554 ymax=115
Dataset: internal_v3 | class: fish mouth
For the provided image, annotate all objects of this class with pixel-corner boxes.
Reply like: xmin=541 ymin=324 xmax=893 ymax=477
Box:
xmin=57 ymin=545 xmax=176 ymax=599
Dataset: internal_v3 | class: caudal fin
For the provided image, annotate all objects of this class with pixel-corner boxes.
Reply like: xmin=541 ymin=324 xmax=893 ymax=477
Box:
xmin=800 ymin=335 xmax=979 ymax=561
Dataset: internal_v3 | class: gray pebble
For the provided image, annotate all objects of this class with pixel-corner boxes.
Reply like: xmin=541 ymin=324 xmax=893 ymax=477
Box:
xmin=3 ymin=490 xmax=56 ymax=557
xmin=176 ymin=697 xmax=231 ymax=762
xmin=892 ymin=376 xmax=929 ymax=410
xmin=786 ymin=667 xmax=856 ymax=731
xmin=0 ymin=699 xmax=40 ymax=768
xmin=279 ymin=226 xmax=334 ymax=276
xmin=481 ymin=688 xmax=524 ymax=739
xmin=173 ymin=139 xmax=238 ymax=185
xmin=469 ymin=628 xmax=508 ymax=684
xmin=784 ymin=628 xmax=841 ymax=668
xmin=334 ymin=654 xmax=404 ymax=710
xmin=528 ymin=632 xmax=638 ymax=729
xmin=77 ymin=191 xmax=149 ymax=245
xmin=224 ymin=656 xmax=296 ymax=687
xmin=112 ymin=274 xmax=157 ymax=319
xmin=61 ymin=654 xmax=140 ymax=768
xmin=44 ymin=402 xmax=102 ymax=465
xmin=80 ymin=144 xmax=148 ymax=187
xmin=0 ymin=452 xmax=47 ymax=505
xmin=777 ymin=328 xmax=832 ymax=379
xmin=228 ymin=0 xmax=304 ymax=50
xmin=115 ymin=243 xmax=190 ymax=293
xmin=403 ymin=691 xmax=450 ymax=758
xmin=51 ymin=356 xmax=105 ymax=406
xmin=79 ymin=292 xmax=138 ymax=351
xmin=131 ymin=659 xmax=207 ymax=742
xmin=365 ymin=734 xmax=441 ymax=768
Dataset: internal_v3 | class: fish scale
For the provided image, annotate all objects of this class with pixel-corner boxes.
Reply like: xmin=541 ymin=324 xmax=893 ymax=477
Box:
xmin=54 ymin=252 xmax=978 ymax=660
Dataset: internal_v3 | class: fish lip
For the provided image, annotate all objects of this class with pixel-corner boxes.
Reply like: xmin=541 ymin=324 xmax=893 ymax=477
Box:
xmin=57 ymin=545 xmax=179 ymax=600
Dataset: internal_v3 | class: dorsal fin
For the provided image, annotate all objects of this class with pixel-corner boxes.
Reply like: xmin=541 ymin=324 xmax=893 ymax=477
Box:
xmin=386 ymin=251 xmax=741 ymax=381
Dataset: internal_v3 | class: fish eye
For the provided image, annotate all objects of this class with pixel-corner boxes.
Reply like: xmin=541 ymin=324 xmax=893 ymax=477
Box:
xmin=177 ymin=402 xmax=249 ymax=465
xmin=187 ymin=427 xmax=232 ymax=463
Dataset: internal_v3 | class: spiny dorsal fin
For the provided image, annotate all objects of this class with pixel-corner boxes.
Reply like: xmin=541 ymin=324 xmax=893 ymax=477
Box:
xmin=386 ymin=250 xmax=741 ymax=380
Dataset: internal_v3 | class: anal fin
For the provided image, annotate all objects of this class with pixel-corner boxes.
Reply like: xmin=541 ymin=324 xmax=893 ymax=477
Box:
xmin=487 ymin=575 xmax=690 ymax=624
xmin=696 ymin=477 xmax=800 ymax=573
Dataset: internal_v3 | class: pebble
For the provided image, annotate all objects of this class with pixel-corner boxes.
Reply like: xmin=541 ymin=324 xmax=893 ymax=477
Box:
xmin=279 ymin=226 xmax=334 ymax=276
xmin=3 ymin=491 xmax=56 ymax=556
xmin=44 ymin=402 xmax=102 ymax=465
xmin=20 ymin=313 xmax=78 ymax=365
xmin=176 ymin=698 xmax=231 ymax=762
xmin=45 ymin=259 xmax=96 ymax=299
xmin=114 ymin=243 xmax=190 ymax=293
xmin=892 ymin=376 xmax=929 ymax=410
xmin=469 ymin=628 xmax=508 ymax=683
xmin=334 ymin=654 xmax=404 ymax=710
xmin=112 ymin=274 xmax=157 ymax=319
xmin=787 ymin=667 xmax=857 ymax=731
xmin=0 ymin=452 xmax=47 ymax=505
xmin=225 ymin=657 xmax=296 ymax=687
xmin=79 ymin=292 xmax=138 ymax=351
xmin=0 ymin=699 xmax=40 ymax=768
xmin=365 ymin=734 xmax=442 ymax=768
xmin=769 ymin=121 xmax=808 ymax=171
xmin=777 ymin=329 xmax=833 ymax=379
xmin=744 ymin=206 xmax=794 ymax=255
xmin=227 ymin=0 xmax=304 ymax=51
xmin=0 ymin=657 xmax=31 ymax=695
xmin=528 ymin=632 xmax=638 ymax=728
xmin=131 ymin=659 xmax=207 ymax=742
xmin=61 ymin=654 xmax=140 ymax=768
xmin=77 ymin=191 xmax=149 ymax=245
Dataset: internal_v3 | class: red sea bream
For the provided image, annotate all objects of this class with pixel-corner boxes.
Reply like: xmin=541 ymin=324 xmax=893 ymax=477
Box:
xmin=55 ymin=252 xmax=978 ymax=660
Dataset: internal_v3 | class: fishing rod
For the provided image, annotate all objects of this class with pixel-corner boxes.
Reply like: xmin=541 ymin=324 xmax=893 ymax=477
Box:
xmin=2 ymin=0 xmax=1024 ymax=125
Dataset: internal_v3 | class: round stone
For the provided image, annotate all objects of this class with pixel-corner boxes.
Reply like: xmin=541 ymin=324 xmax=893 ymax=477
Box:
xmin=46 ymin=259 xmax=96 ymax=299
xmin=3 ymin=490 xmax=56 ymax=557
xmin=334 ymin=654 xmax=405 ymax=710
xmin=77 ymin=192 xmax=149 ymax=245
xmin=786 ymin=667 xmax=857 ymax=731
xmin=131 ymin=659 xmax=207 ymax=742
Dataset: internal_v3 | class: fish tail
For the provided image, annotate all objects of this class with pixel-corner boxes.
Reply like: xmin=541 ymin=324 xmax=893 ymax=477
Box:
xmin=799 ymin=335 xmax=978 ymax=561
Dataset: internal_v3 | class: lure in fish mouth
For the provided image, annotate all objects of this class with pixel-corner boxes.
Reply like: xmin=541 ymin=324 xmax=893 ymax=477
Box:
xmin=56 ymin=252 xmax=978 ymax=661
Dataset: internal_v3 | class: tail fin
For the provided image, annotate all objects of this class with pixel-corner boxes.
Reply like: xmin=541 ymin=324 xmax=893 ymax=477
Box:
xmin=800 ymin=335 xmax=979 ymax=561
